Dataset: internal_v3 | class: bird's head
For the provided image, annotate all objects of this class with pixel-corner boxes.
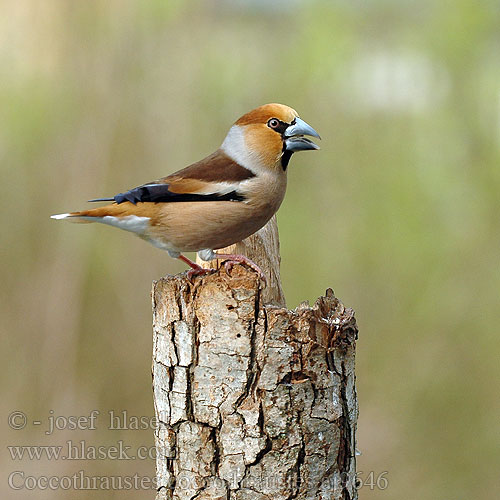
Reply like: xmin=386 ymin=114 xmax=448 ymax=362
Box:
xmin=221 ymin=103 xmax=320 ymax=171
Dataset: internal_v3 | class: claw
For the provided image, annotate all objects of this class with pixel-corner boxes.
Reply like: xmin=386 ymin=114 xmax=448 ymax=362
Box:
xmin=215 ymin=253 xmax=267 ymax=284
xmin=186 ymin=265 xmax=213 ymax=283
xmin=223 ymin=260 xmax=235 ymax=276
xmin=178 ymin=254 xmax=213 ymax=283
xmin=178 ymin=252 xmax=266 ymax=285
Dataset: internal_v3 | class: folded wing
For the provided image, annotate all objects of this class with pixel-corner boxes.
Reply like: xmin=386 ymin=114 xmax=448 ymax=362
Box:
xmin=89 ymin=150 xmax=255 ymax=205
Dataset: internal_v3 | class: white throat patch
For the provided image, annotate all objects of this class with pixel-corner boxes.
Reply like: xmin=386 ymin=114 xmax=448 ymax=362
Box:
xmin=220 ymin=125 xmax=261 ymax=173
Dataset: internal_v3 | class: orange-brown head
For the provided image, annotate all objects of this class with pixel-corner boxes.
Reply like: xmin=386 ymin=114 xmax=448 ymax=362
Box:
xmin=221 ymin=103 xmax=320 ymax=172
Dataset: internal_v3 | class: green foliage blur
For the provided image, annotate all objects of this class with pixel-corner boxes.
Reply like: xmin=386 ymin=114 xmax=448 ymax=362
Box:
xmin=1 ymin=1 xmax=499 ymax=498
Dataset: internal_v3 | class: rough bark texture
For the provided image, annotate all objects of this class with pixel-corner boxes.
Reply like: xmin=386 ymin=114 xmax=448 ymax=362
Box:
xmin=152 ymin=276 xmax=358 ymax=498
xmin=196 ymin=215 xmax=286 ymax=308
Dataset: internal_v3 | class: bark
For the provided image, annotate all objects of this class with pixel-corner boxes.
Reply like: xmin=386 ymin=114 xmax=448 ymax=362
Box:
xmin=196 ymin=215 xmax=286 ymax=308
xmin=152 ymin=220 xmax=358 ymax=500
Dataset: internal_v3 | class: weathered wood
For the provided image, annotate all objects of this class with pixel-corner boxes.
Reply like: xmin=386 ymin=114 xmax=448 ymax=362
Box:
xmin=196 ymin=215 xmax=286 ymax=308
xmin=152 ymin=269 xmax=358 ymax=499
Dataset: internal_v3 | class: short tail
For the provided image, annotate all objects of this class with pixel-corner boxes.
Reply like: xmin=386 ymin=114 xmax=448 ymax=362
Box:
xmin=50 ymin=207 xmax=114 ymax=223
xmin=50 ymin=204 xmax=153 ymax=232
xmin=51 ymin=203 xmax=152 ymax=236
xmin=50 ymin=212 xmax=92 ymax=223
xmin=51 ymin=213 xmax=72 ymax=220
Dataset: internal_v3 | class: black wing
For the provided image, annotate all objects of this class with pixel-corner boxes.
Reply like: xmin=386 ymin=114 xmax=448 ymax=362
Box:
xmin=89 ymin=183 xmax=245 ymax=205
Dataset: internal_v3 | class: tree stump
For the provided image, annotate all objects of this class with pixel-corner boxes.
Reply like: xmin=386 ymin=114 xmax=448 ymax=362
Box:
xmin=152 ymin=219 xmax=358 ymax=500
xmin=195 ymin=215 xmax=286 ymax=307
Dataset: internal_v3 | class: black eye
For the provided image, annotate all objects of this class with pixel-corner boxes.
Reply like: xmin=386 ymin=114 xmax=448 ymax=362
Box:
xmin=268 ymin=118 xmax=280 ymax=129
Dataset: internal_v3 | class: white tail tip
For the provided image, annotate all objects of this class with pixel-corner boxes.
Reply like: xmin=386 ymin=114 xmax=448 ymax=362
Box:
xmin=50 ymin=213 xmax=72 ymax=220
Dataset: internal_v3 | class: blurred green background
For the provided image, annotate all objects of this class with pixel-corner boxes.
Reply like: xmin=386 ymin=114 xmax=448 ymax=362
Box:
xmin=2 ymin=0 xmax=499 ymax=498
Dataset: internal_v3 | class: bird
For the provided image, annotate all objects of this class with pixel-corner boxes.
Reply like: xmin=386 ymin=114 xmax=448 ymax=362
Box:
xmin=51 ymin=103 xmax=320 ymax=280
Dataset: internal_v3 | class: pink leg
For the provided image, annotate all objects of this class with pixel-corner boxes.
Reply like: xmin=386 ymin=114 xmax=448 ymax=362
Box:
xmin=178 ymin=254 xmax=213 ymax=281
xmin=214 ymin=253 xmax=266 ymax=283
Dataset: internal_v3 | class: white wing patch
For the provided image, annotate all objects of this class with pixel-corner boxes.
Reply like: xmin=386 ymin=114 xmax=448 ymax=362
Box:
xmin=195 ymin=181 xmax=242 ymax=196
xmin=132 ymin=181 xmax=242 ymax=197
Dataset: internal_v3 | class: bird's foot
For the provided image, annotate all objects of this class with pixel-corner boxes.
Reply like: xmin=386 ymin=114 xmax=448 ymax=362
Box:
xmin=215 ymin=253 xmax=266 ymax=284
xmin=178 ymin=254 xmax=214 ymax=282
xmin=186 ymin=265 xmax=213 ymax=282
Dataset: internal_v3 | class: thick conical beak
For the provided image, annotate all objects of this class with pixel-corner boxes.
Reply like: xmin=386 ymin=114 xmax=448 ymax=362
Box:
xmin=284 ymin=117 xmax=321 ymax=152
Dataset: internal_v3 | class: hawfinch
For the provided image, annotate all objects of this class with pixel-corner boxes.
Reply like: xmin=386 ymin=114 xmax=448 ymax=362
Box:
xmin=51 ymin=103 xmax=320 ymax=279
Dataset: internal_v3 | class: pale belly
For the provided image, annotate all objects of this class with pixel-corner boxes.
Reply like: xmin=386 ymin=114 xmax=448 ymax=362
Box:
xmin=146 ymin=199 xmax=281 ymax=253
